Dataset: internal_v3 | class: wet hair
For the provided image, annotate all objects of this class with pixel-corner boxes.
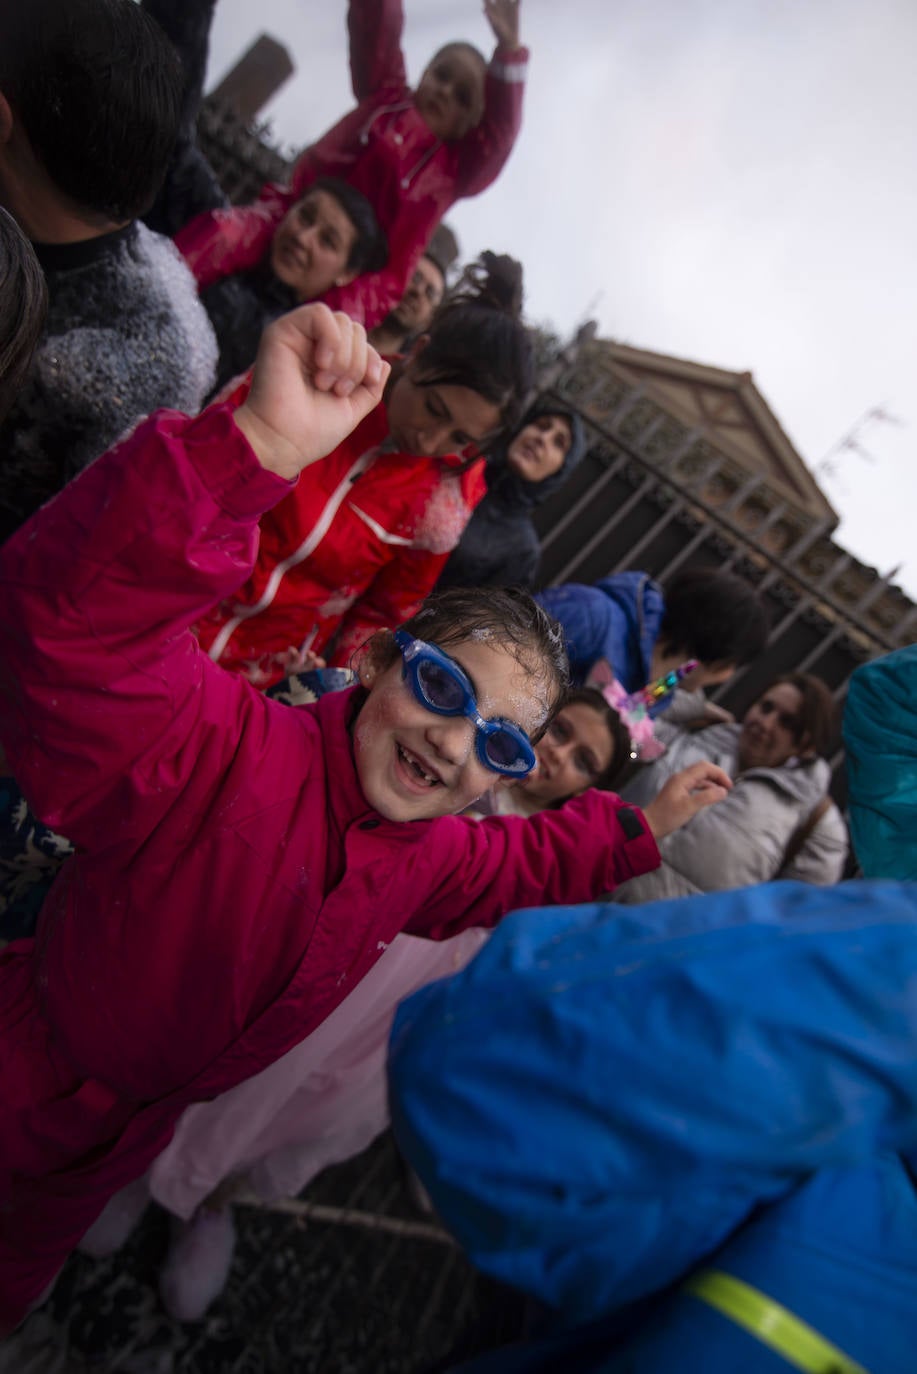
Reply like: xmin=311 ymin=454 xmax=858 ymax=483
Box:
xmin=763 ymin=672 xmax=837 ymax=759
xmin=360 ymin=586 xmax=569 ymax=742
xmin=658 ymin=568 xmax=768 ymax=667
xmin=309 ymin=178 xmax=388 ymax=276
xmin=552 ymin=686 xmax=632 ymax=793
xmin=411 ymin=252 xmax=534 ymax=434
xmin=0 ymin=0 xmax=182 ymax=223
xmin=0 ymin=208 xmax=47 ymax=423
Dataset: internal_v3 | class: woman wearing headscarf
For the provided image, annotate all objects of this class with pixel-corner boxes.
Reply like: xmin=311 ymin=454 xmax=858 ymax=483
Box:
xmin=436 ymin=402 xmax=586 ymax=590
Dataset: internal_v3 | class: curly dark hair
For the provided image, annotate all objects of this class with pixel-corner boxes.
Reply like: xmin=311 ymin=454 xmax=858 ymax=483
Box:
xmin=412 ymin=252 xmax=534 ymax=435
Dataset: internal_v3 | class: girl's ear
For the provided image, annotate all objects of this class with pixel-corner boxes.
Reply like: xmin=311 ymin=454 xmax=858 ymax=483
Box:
xmin=356 ymin=655 xmax=377 ymax=688
xmin=354 ymin=630 xmax=397 ymax=688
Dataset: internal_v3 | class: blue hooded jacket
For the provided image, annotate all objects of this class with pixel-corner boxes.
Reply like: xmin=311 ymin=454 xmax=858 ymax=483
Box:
xmin=388 ymin=645 xmax=917 ymax=1372
xmin=534 ymin=572 xmax=665 ymax=690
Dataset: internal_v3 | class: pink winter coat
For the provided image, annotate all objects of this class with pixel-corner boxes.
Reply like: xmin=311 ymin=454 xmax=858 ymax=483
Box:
xmin=174 ymin=0 xmax=528 ymax=326
xmin=0 ymin=404 xmax=658 ymax=1328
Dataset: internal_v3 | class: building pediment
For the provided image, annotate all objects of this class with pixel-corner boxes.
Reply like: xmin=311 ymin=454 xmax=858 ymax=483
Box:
xmin=596 ymin=342 xmax=838 ymax=525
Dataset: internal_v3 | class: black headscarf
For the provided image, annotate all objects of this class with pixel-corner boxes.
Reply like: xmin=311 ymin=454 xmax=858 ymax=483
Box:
xmin=484 ymin=400 xmax=587 ymax=512
xmin=436 ymin=401 xmax=588 ymax=591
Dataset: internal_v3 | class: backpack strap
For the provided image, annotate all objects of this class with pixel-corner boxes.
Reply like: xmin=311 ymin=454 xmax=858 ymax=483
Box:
xmin=781 ymin=795 xmax=833 ymax=872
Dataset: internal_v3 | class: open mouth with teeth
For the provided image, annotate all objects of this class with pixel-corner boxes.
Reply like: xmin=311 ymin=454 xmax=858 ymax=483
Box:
xmin=396 ymin=742 xmax=443 ymax=789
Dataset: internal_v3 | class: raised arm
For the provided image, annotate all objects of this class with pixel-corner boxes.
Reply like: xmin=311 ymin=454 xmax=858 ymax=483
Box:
xmin=404 ymin=761 xmax=730 ymax=940
xmin=348 ymin=0 xmax=407 ymax=100
xmin=0 ymin=308 xmax=387 ymax=841
xmin=174 ymin=195 xmax=285 ymax=290
xmin=454 ymin=1 xmax=529 ymax=196
xmin=317 ymin=227 xmax=425 ymax=330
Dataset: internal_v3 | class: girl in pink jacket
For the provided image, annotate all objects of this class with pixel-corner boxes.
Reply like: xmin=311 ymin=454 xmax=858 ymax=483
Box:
xmin=0 ymin=306 xmax=729 ymax=1330
xmin=177 ymin=0 xmax=529 ymax=327
xmin=80 ymin=687 xmax=634 ymax=1320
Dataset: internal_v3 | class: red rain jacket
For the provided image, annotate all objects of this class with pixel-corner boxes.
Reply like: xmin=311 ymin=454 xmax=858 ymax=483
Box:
xmin=175 ymin=0 xmax=528 ymax=326
xmin=195 ymin=384 xmax=487 ymax=683
xmin=0 ymin=405 xmax=658 ymax=1327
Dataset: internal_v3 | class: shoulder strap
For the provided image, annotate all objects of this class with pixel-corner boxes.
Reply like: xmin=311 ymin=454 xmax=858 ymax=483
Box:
xmin=683 ymin=1269 xmax=867 ymax=1373
xmin=781 ymin=795 xmax=833 ymax=871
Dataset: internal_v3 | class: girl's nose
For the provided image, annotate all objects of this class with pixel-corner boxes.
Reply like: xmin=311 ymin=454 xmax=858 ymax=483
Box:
xmin=425 ymin=716 xmax=475 ymax=767
xmin=294 ymin=222 xmax=317 ymax=251
xmin=540 ymin=738 xmax=559 ymax=768
xmin=416 ymin=423 xmax=450 ymax=456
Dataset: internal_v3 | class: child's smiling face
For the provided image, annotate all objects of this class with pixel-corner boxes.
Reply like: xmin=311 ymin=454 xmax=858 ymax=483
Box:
xmin=353 ymin=636 xmax=550 ymax=822
xmin=415 ymin=46 xmax=487 ymax=142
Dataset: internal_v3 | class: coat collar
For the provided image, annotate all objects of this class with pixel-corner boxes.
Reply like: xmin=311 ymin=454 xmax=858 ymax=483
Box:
xmin=313 ymin=686 xmax=376 ymax=828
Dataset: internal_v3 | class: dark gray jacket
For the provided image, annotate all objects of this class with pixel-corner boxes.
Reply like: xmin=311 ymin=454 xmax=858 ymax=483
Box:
xmin=0 ymin=222 xmax=216 ymax=540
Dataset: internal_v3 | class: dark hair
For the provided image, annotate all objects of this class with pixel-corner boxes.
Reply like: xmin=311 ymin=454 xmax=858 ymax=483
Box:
xmin=0 ymin=208 xmax=47 ymax=422
xmin=0 ymin=0 xmax=182 ymax=223
xmin=658 ymin=568 xmax=768 ymax=667
xmin=309 ymin=178 xmax=388 ymax=276
xmin=554 ymin=687 xmax=631 ymax=792
xmin=765 ymin=672 xmax=837 ymax=758
xmin=412 ymin=252 xmax=534 ymax=434
xmin=430 ymin=41 xmax=488 ymax=71
xmin=362 ymin=586 xmax=569 ymax=741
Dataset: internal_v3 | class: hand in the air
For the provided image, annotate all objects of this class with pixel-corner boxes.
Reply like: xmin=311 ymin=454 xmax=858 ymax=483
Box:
xmin=484 ymin=0 xmax=521 ymax=50
xmin=235 ymin=305 xmax=389 ymax=481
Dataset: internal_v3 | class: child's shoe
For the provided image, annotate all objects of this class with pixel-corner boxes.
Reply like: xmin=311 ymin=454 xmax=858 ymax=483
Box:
xmin=78 ymin=1174 xmax=150 ymax=1257
xmin=159 ymin=1208 xmax=237 ymax=1322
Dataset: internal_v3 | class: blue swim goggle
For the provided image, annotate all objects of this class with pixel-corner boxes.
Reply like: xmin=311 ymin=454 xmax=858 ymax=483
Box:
xmin=393 ymin=630 xmax=536 ymax=777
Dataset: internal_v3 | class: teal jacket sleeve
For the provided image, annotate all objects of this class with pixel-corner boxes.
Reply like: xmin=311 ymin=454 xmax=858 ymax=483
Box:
xmin=843 ymin=644 xmax=917 ymax=880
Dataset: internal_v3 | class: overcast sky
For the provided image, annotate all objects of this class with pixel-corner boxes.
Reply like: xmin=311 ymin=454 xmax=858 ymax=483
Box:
xmin=204 ymin=0 xmax=917 ymax=598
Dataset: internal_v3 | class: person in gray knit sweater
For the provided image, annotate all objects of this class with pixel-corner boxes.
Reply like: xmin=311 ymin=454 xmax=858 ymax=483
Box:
xmin=0 ymin=0 xmax=217 ymax=541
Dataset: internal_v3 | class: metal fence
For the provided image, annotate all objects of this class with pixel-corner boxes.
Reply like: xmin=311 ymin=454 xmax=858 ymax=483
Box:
xmin=531 ymin=362 xmax=914 ymax=801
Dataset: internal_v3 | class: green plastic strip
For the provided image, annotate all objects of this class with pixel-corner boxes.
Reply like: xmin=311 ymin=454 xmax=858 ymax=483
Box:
xmin=683 ymin=1269 xmax=870 ymax=1374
